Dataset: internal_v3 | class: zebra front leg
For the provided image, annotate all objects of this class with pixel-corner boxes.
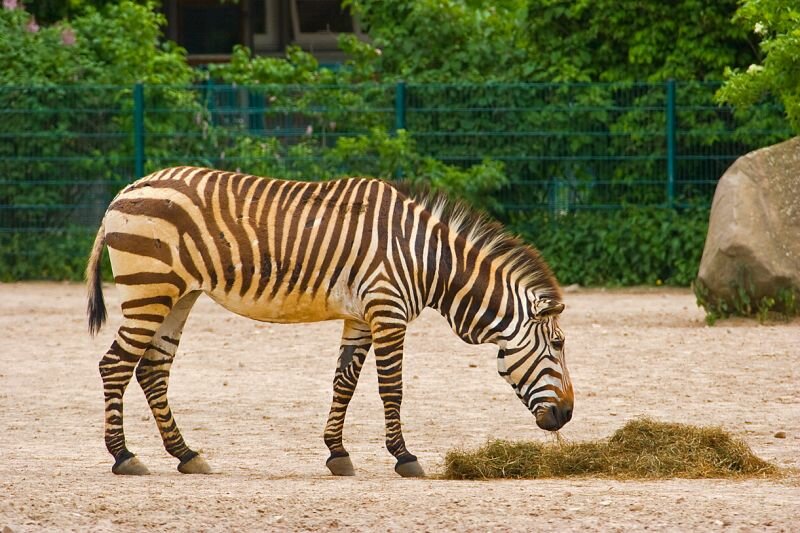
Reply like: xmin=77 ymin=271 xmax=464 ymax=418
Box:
xmin=135 ymin=291 xmax=210 ymax=474
xmin=371 ymin=322 xmax=425 ymax=478
xmin=324 ymin=320 xmax=372 ymax=476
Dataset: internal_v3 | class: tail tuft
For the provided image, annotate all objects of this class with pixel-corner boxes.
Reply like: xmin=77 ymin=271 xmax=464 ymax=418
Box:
xmin=86 ymin=222 xmax=107 ymax=336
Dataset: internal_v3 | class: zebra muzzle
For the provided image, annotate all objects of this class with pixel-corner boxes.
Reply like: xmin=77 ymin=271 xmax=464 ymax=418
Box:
xmin=535 ymin=403 xmax=573 ymax=431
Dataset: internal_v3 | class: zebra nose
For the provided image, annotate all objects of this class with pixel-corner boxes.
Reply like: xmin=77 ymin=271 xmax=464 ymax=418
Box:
xmin=535 ymin=404 xmax=572 ymax=431
xmin=535 ymin=405 xmax=562 ymax=431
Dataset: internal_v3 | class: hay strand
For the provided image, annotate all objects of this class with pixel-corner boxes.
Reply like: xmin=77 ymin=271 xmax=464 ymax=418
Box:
xmin=443 ymin=418 xmax=778 ymax=480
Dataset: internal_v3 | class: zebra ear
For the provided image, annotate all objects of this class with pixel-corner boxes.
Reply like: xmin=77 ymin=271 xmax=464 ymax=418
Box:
xmin=534 ymin=299 xmax=565 ymax=319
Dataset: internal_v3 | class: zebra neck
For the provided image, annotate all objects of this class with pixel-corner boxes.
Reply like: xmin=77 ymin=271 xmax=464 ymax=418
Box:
xmin=427 ymin=235 xmax=497 ymax=345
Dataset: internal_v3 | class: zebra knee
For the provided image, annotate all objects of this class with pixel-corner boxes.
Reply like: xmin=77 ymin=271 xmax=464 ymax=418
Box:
xmin=134 ymin=357 xmax=155 ymax=384
xmin=99 ymin=342 xmax=123 ymax=372
xmin=98 ymin=354 xmax=114 ymax=378
xmin=99 ymin=348 xmax=137 ymax=385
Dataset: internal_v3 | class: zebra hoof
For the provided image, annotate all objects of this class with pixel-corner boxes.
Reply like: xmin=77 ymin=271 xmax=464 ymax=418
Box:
xmin=178 ymin=454 xmax=212 ymax=474
xmin=326 ymin=455 xmax=355 ymax=476
xmin=112 ymin=456 xmax=150 ymax=476
xmin=395 ymin=460 xmax=425 ymax=478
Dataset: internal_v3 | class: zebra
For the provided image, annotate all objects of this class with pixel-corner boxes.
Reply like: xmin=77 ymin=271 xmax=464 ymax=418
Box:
xmin=86 ymin=166 xmax=573 ymax=477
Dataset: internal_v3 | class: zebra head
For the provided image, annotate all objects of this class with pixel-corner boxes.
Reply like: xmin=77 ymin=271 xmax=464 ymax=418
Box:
xmin=496 ymin=297 xmax=574 ymax=431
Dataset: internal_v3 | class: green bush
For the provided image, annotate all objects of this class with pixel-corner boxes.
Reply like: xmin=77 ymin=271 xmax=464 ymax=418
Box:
xmin=694 ymin=270 xmax=799 ymax=325
xmin=0 ymin=227 xmax=102 ymax=281
xmin=0 ymin=1 xmax=194 ymax=85
xmin=348 ymin=0 xmax=756 ymax=83
xmin=717 ymin=1 xmax=800 ymax=132
xmin=511 ymin=207 xmax=709 ymax=286
xmin=0 ymin=0 xmax=791 ymax=286
xmin=218 ymin=126 xmax=509 ymax=210
xmin=0 ymin=0 xmax=199 ymax=221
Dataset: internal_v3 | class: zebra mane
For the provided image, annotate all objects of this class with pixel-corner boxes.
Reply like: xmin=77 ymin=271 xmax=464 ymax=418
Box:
xmin=392 ymin=181 xmax=563 ymax=303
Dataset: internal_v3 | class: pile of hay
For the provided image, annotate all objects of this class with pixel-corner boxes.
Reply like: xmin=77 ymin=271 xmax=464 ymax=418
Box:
xmin=444 ymin=418 xmax=778 ymax=480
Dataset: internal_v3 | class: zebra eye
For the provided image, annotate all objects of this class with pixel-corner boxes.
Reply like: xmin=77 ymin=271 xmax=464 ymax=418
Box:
xmin=551 ymin=338 xmax=564 ymax=351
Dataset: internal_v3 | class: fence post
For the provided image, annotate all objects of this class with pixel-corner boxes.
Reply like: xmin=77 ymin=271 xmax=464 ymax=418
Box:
xmin=205 ymin=77 xmax=216 ymax=127
xmin=133 ymin=82 xmax=145 ymax=178
xmin=666 ymin=79 xmax=676 ymax=208
xmin=394 ymin=81 xmax=406 ymax=132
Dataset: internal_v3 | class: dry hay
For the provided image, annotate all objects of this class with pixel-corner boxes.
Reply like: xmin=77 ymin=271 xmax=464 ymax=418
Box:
xmin=443 ymin=418 xmax=779 ymax=480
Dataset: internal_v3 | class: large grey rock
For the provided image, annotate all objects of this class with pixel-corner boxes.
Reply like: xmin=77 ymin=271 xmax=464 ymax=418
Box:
xmin=697 ymin=137 xmax=800 ymax=310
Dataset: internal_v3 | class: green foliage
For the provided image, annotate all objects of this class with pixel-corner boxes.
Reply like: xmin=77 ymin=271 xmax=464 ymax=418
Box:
xmin=0 ymin=0 xmax=793 ymax=285
xmin=417 ymin=158 xmax=508 ymax=213
xmin=716 ymin=1 xmax=800 ymax=132
xmin=0 ymin=227 xmax=103 ymax=280
xmin=0 ymin=1 xmax=194 ymax=85
xmin=218 ymin=127 xmax=508 ymax=209
xmin=0 ymin=0 xmax=201 ymax=281
xmin=202 ymin=42 xmax=513 ymax=210
xmin=324 ymin=128 xmax=508 ymax=209
xmin=347 ymin=0 xmax=755 ymax=83
xmin=326 ymin=128 xmax=417 ymax=178
xmin=694 ymin=268 xmax=799 ymax=325
xmin=511 ymin=208 xmax=709 ymax=286
xmin=1 ymin=4 xmax=77 ymax=84
xmin=344 ymin=0 xmax=528 ymax=82
xmin=22 ymin=0 xmax=133 ymax=25
xmin=208 ymin=45 xmax=336 ymax=85
xmin=341 ymin=1 xmax=788 ymax=213
xmin=575 ymin=0 xmax=756 ymax=83
xmin=337 ymin=33 xmax=383 ymax=82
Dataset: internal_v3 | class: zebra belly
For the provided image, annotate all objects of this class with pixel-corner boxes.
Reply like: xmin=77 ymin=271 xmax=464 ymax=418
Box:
xmin=205 ymin=284 xmax=360 ymax=324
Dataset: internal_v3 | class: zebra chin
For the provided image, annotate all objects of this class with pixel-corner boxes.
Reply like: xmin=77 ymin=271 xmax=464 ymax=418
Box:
xmin=533 ymin=402 xmax=573 ymax=431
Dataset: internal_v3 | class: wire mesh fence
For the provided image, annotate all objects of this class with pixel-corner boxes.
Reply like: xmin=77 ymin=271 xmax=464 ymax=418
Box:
xmin=0 ymin=81 xmax=792 ymax=277
xmin=405 ymin=82 xmax=790 ymax=210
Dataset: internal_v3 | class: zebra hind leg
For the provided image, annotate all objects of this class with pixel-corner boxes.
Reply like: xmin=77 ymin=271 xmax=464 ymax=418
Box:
xmin=134 ymin=291 xmax=211 ymax=474
xmin=100 ymin=313 xmax=171 ymax=475
xmin=324 ymin=320 xmax=372 ymax=476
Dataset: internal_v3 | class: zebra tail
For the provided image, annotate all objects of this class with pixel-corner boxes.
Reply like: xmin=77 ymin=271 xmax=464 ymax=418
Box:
xmin=86 ymin=221 xmax=107 ymax=336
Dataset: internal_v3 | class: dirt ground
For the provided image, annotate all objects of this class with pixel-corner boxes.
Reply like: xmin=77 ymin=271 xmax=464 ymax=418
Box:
xmin=0 ymin=282 xmax=798 ymax=532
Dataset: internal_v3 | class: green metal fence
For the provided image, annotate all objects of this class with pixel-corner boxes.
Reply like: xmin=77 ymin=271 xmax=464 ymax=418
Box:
xmin=0 ymin=81 xmax=792 ymax=276
xmin=404 ymin=82 xmax=790 ymax=210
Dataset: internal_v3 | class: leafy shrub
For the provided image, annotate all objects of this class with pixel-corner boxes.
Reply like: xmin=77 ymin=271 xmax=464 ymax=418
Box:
xmin=717 ymin=1 xmax=800 ymax=132
xmin=1 ymin=0 xmax=791 ymax=286
xmin=0 ymin=1 xmax=199 ymax=221
xmin=694 ymin=269 xmax=799 ymax=325
xmin=0 ymin=227 xmax=102 ymax=281
xmin=218 ymin=127 xmax=509 ymax=210
xmin=208 ymin=45 xmax=334 ymax=85
xmin=511 ymin=207 xmax=710 ymax=286
xmin=0 ymin=1 xmax=194 ymax=85
xmin=348 ymin=0 xmax=756 ymax=83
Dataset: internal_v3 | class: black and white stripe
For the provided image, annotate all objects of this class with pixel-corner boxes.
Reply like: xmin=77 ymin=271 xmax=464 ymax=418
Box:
xmin=87 ymin=166 xmax=573 ymax=477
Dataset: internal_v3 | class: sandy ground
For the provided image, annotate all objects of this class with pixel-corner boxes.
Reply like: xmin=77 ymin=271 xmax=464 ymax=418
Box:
xmin=0 ymin=282 xmax=798 ymax=532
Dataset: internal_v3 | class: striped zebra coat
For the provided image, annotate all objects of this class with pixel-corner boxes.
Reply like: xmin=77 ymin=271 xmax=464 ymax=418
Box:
xmin=87 ymin=166 xmax=573 ymax=477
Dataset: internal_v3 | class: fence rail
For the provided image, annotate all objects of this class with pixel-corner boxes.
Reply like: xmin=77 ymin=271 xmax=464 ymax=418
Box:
xmin=0 ymin=81 xmax=793 ymax=273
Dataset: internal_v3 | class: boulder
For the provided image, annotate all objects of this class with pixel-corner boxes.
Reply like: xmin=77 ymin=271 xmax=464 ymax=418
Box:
xmin=696 ymin=137 xmax=800 ymax=311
